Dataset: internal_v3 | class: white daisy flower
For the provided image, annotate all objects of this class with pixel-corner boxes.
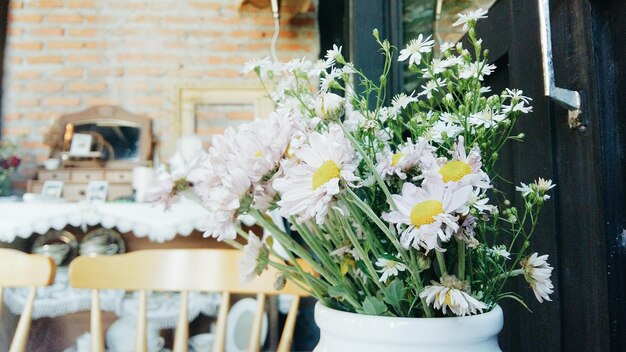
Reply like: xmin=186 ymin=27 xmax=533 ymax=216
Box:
xmin=452 ymin=8 xmax=489 ymax=31
xmin=273 ymin=124 xmax=360 ymax=224
xmin=418 ymin=78 xmax=446 ymax=99
xmin=375 ymin=257 xmax=407 ymax=282
xmin=521 ymin=253 xmax=554 ymax=303
xmin=422 ymin=136 xmax=491 ymax=189
xmin=375 ymin=139 xmax=433 ymax=180
xmin=382 ymin=177 xmax=473 ymax=251
xmin=398 ymin=34 xmax=435 ymax=66
xmin=239 ymin=233 xmax=268 ymax=284
xmin=389 ymin=92 xmax=418 ymax=117
xmin=420 ymin=275 xmax=488 ymax=316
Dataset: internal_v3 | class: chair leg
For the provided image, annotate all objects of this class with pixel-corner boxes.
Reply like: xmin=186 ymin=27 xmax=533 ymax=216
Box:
xmin=173 ymin=290 xmax=189 ymax=352
xmin=213 ymin=292 xmax=230 ymax=352
xmin=135 ymin=290 xmax=147 ymax=352
xmin=90 ymin=290 xmax=105 ymax=352
xmin=248 ymin=293 xmax=266 ymax=352
xmin=9 ymin=287 xmax=36 ymax=352
xmin=277 ymin=296 xmax=300 ymax=352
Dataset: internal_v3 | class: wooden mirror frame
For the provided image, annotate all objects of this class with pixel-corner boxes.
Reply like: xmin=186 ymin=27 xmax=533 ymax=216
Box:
xmin=57 ymin=106 xmax=153 ymax=166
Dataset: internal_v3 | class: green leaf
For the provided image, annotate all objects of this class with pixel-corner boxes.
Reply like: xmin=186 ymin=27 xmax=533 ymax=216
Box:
xmin=361 ymin=296 xmax=388 ymax=316
xmin=328 ymin=286 xmax=348 ymax=302
xmin=382 ymin=279 xmax=406 ymax=315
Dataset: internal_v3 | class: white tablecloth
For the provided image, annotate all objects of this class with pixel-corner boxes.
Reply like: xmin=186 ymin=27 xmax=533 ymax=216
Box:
xmin=0 ymin=200 xmax=210 ymax=243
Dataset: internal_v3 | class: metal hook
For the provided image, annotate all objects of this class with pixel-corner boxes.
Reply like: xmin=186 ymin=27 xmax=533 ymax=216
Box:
xmin=538 ymin=0 xmax=584 ymax=129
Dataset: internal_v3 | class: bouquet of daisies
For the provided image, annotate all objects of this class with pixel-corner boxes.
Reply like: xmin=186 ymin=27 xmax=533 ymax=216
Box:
xmin=156 ymin=9 xmax=554 ymax=318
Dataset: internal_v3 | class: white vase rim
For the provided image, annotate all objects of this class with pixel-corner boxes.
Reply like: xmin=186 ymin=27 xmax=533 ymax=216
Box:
xmin=314 ymin=301 xmax=504 ymax=345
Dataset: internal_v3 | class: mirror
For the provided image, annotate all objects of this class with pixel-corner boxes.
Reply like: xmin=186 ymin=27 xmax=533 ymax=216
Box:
xmin=56 ymin=106 xmax=153 ymax=166
xmin=72 ymin=120 xmax=142 ymax=162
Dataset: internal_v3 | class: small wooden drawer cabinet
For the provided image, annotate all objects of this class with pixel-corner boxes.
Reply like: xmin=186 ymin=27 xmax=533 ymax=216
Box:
xmin=28 ymin=168 xmax=134 ymax=202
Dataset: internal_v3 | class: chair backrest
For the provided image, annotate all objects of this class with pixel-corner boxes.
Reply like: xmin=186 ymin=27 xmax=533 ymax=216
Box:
xmin=0 ymin=248 xmax=56 ymax=352
xmin=68 ymin=249 xmax=312 ymax=352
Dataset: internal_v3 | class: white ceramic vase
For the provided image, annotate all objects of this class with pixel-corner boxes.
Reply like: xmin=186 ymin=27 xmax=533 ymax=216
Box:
xmin=313 ymin=302 xmax=503 ymax=352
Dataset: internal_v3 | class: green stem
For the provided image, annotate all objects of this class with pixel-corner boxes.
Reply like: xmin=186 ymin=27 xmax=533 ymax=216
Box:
xmin=338 ymin=123 xmax=397 ymax=210
xmin=436 ymin=251 xmax=447 ymax=276
xmin=457 ymin=239 xmax=466 ymax=280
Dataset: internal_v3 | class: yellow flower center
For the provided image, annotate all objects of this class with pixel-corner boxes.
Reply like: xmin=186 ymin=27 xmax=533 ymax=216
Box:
xmin=439 ymin=160 xmax=471 ymax=182
xmin=444 ymin=291 xmax=452 ymax=306
xmin=410 ymin=200 xmax=444 ymax=227
xmin=391 ymin=152 xmax=405 ymax=167
xmin=312 ymin=160 xmax=341 ymax=190
xmin=254 ymin=150 xmax=263 ymax=157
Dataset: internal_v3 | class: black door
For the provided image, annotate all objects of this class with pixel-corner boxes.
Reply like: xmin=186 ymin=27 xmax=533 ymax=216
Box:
xmin=346 ymin=0 xmax=625 ymax=350
xmin=468 ymin=0 xmax=624 ymax=351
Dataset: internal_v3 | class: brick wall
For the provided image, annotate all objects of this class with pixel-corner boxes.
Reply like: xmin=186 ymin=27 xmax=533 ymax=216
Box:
xmin=2 ymin=0 xmax=319 ymax=163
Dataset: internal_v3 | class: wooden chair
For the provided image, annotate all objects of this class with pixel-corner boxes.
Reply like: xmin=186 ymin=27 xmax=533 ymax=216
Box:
xmin=0 ymin=248 xmax=56 ymax=352
xmin=68 ymin=249 xmax=312 ymax=352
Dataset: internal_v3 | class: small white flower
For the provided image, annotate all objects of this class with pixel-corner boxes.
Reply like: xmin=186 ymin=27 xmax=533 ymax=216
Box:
xmin=469 ymin=108 xmax=506 ymax=128
xmin=389 ymin=92 xmax=418 ymax=117
xmin=521 ymin=253 xmax=554 ymax=303
xmin=420 ymin=275 xmax=487 ymax=316
xmin=503 ymin=88 xmax=532 ymax=104
xmin=325 ymin=44 xmax=343 ymax=66
xmin=284 ymin=57 xmax=312 ymax=73
xmin=440 ymin=42 xmax=455 ymax=53
xmin=453 ymin=8 xmax=489 ymax=31
xmin=315 ymin=92 xmax=344 ymax=120
xmin=535 ymin=177 xmax=556 ymax=193
xmin=487 ymin=245 xmax=511 ymax=259
xmin=308 ymin=59 xmax=330 ymax=78
xmin=398 ymin=34 xmax=435 ymax=66
xmin=460 ymin=61 xmax=496 ymax=81
xmin=320 ymin=67 xmax=342 ymax=92
xmin=424 ymin=121 xmax=464 ymax=143
xmin=516 ymin=178 xmax=556 ymax=200
xmin=375 ymin=258 xmax=407 ymax=282
xmin=516 ymin=182 xmax=533 ymax=197
xmin=241 ymin=57 xmax=272 ymax=75
xmin=503 ymin=101 xmax=533 ymax=114
xmin=239 ymin=233 xmax=266 ymax=284
xmin=417 ymin=78 xmax=446 ymax=99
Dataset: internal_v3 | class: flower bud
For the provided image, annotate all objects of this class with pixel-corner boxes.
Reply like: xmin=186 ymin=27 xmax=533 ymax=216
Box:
xmin=315 ymin=93 xmax=344 ymax=120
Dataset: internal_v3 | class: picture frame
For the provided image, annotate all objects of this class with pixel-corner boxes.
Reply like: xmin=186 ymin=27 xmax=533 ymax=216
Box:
xmin=41 ymin=181 xmax=63 ymax=198
xmin=69 ymin=133 xmax=93 ymax=156
xmin=169 ymin=83 xmax=274 ymax=156
xmin=85 ymin=181 xmax=108 ymax=203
